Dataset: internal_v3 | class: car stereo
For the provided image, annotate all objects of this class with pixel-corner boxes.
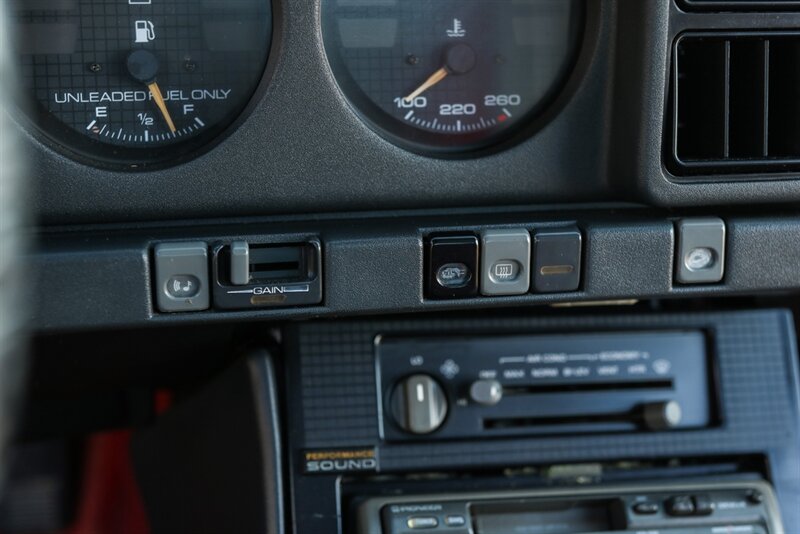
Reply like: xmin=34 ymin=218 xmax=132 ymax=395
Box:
xmin=356 ymin=480 xmax=784 ymax=534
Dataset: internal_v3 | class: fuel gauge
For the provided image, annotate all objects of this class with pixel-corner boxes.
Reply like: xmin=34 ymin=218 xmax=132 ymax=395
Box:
xmin=12 ymin=0 xmax=272 ymax=168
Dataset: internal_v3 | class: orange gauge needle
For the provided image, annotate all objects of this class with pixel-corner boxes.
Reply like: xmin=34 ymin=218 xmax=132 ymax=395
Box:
xmin=404 ymin=67 xmax=449 ymax=103
xmin=147 ymin=81 xmax=176 ymax=133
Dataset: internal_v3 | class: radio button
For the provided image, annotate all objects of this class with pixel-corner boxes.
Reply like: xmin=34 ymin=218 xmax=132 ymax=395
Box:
xmin=445 ymin=515 xmax=466 ymax=526
xmin=407 ymin=516 xmax=439 ymax=529
xmin=632 ymin=502 xmax=659 ymax=515
xmin=693 ymin=494 xmax=713 ymax=516
xmin=666 ymin=495 xmax=695 ymax=516
xmin=747 ymin=489 xmax=764 ymax=504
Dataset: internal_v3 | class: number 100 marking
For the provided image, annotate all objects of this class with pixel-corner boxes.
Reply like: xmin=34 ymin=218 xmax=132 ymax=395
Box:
xmin=394 ymin=96 xmax=427 ymax=109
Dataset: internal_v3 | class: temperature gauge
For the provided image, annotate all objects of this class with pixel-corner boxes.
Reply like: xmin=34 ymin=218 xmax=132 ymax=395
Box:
xmin=323 ymin=0 xmax=585 ymax=154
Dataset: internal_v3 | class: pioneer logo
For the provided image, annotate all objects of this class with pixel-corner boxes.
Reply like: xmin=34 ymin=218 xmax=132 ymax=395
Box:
xmin=303 ymin=448 xmax=378 ymax=474
xmin=390 ymin=504 xmax=443 ymax=514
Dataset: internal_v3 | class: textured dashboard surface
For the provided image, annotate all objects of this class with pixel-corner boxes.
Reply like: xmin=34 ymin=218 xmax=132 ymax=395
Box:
xmin=24 ymin=0 xmax=612 ymax=224
xmin=19 ymin=1 xmax=800 ymax=224
xmin=292 ymin=310 xmax=800 ymax=461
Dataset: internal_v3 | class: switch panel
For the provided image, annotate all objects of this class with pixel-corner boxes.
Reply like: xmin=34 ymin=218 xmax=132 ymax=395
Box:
xmin=153 ymin=242 xmax=210 ymax=313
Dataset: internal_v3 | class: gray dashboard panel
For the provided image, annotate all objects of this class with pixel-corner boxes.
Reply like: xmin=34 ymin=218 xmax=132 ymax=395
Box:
xmin=617 ymin=0 xmax=800 ymax=205
xmin=30 ymin=238 xmax=153 ymax=331
xmin=24 ymin=0 xmax=613 ymax=224
xmin=15 ymin=1 xmax=800 ymax=226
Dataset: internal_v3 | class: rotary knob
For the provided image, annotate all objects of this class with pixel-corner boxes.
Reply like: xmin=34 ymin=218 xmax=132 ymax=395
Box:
xmin=469 ymin=379 xmax=504 ymax=406
xmin=390 ymin=374 xmax=448 ymax=435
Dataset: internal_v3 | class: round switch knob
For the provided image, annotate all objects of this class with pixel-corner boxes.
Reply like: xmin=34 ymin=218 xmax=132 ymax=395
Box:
xmin=469 ymin=379 xmax=503 ymax=406
xmin=390 ymin=374 xmax=448 ymax=435
xmin=642 ymin=400 xmax=683 ymax=431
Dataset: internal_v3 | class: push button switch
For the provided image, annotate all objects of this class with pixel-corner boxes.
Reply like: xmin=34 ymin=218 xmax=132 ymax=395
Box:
xmin=480 ymin=229 xmax=531 ymax=296
xmin=665 ymin=495 xmax=695 ymax=516
xmin=632 ymin=502 xmax=659 ymax=515
xmin=154 ymin=242 xmax=210 ymax=313
xmin=675 ymin=217 xmax=725 ymax=284
xmin=692 ymin=494 xmax=713 ymax=516
xmin=532 ymin=227 xmax=582 ymax=293
xmin=445 ymin=515 xmax=467 ymax=526
xmin=426 ymin=235 xmax=479 ymax=299
xmin=436 ymin=263 xmax=471 ymax=289
xmin=407 ymin=516 xmax=438 ymax=529
xmin=165 ymin=275 xmax=201 ymax=299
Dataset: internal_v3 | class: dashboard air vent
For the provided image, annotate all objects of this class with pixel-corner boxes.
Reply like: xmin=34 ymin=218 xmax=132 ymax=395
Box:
xmin=671 ymin=33 xmax=800 ymax=174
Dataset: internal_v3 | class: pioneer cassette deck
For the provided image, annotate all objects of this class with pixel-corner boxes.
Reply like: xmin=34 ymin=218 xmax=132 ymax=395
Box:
xmin=356 ymin=480 xmax=783 ymax=534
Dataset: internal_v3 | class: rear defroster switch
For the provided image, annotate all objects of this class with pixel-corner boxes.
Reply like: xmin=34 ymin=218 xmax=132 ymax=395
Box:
xmin=481 ymin=229 xmax=531 ymax=296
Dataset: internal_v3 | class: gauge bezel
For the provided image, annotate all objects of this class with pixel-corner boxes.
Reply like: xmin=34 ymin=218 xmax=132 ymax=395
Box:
xmin=321 ymin=0 xmax=594 ymax=158
xmin=12 ymin=0 xmax=279 ymax=172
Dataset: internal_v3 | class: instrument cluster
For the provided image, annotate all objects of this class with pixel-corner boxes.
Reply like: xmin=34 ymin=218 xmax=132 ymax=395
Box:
xmin=10 ymin=0 xmax=586 ymax=169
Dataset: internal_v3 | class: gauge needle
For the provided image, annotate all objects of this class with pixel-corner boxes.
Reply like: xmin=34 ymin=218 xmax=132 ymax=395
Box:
xmin=404 ymin=67 xmax=449 ymax=103
xmin=147 ymin=82 xmax=177 ymax=133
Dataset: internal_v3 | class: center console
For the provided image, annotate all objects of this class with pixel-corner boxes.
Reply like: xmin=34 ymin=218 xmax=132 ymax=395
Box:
xmin=285 ymin=309 xmax=800 ymax=533
xmin=377 ymin=331 xmax=712 ymax=440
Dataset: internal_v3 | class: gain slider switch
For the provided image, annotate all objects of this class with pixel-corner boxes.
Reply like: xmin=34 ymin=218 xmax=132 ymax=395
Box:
xmin=230 ymin=241 xmax=250 ymax=285
xmin=212 ymin=239 xmax=323 ymax=310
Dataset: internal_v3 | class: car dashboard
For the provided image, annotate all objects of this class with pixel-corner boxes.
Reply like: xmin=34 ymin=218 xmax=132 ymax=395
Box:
xmin=1 ymin=1 xmax=800 ymax=534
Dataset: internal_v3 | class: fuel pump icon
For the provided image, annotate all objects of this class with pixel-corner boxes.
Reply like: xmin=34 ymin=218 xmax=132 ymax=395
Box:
xmin=134 ymin=21 xmax=155 ymax=43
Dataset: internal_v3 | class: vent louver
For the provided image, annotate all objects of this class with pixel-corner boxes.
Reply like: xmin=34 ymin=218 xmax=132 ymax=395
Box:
xmin=671 ymin=33 xmax=800 ymax=174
